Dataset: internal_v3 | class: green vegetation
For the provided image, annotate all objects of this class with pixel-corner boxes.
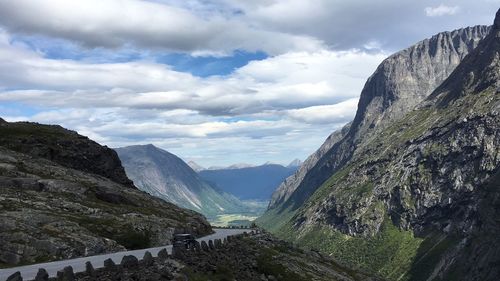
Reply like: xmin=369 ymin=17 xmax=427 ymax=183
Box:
xmin=210 ymin=213 xmax=259 ymax=227
xmin=274 ymin=217 xmax=424 ymax=281
xmin=182 ymin=266 xmax=235 ymax=281
xmin=115 ymin=229 xmax=151 ymax=250
xmin=256 ymin=248 xmax=310 ymax=281
xmin=404 ymin=234 xmax=459 ymax=281
xmin=70 ymin=215 xmax=152 ymax=250
xmin=255 ymin=204 xmax=298 ymax=234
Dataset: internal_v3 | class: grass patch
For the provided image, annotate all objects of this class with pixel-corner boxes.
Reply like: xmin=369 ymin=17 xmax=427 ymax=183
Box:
xmin=276 ymin=217 xmax=424 ymax=281
xmin=255 ymin=204 xmax=298 ymax=234
xmin=182 ymin=265 xmax=235 ymax=281
xmin=115 ymin=229 xmax=151 ymax=250
xmin=210 ymin=213 xmax=259 ymax=227
xmin=256 ymin=248 xmax=310 ymax=281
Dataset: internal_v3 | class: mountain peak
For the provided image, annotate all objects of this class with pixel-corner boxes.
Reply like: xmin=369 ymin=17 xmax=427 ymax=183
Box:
xmin=228 ymin=163 xmax=255 ymax=169
xmin=188 ymin=160 xmax=206 ymax=172
xmin=287 ymin=159 xmax=303 ymax=168
xmin=495 ymin=8 xmax=500 ymax=29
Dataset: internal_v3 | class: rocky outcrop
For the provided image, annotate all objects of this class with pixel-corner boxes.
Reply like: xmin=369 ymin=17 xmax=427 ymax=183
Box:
xmin=0 ymin=123 xmax=212 ymax=267
xmin=268 ymin=123 xmax=351 ymax=208
xmin=260 ymin=10 xmax=500 ymax=281
xmin=266 ymin=25 xmax=490 ymax=212
xmin=0 ymin=121 xmax=134 ymax=188
xmin=115 ymin=144 xmax=250 ymax=220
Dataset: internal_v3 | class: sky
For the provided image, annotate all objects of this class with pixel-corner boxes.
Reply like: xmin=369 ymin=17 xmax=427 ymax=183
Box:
xmin=0 ymin=0 xmax=498 ymax=167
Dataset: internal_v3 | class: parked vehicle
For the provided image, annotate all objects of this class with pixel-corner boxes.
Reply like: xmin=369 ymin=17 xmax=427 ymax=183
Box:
xmin=173 ymin=234 xmax=196 ymax=249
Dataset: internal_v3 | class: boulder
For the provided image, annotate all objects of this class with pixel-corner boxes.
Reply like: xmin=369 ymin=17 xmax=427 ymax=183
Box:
xmin=143 ymin=251 xmax=153 ymax=266
xmin=120 ymin=255 xmax=139 ymax=268
xmin=157 ymin=248 xmax=169 ymax=261
xmin=85 ymin=261 xmax=96 ymax=277
xmin=6 ymin=271 xmax=22 ymax=281
xmin=171 ymin=246 xmax=185 ymax=260
xmin=103 ymin=258 xmax=116 ymax=270
xmin=194 ymin=241 xmax=201 ymax=252
xmin=35 ymin=268 xmax=49 ymax=281
xmin=214 ymin=239 xmax=222 ymax=249
xmin=56 ymin=266 xmax=74 ymax=281
xmin=201 ymin=241 xmax=209 ymax=252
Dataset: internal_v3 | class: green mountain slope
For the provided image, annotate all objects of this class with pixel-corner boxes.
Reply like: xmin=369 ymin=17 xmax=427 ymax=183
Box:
xmin=258 ymin=9 xmax=500 ymax=281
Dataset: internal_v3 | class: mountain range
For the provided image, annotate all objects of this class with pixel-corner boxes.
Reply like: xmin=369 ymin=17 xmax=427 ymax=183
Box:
xmin=199 ymin=164 xmax=298 ymax=200
xmin=115 ymin=144 xmax=253 ymax=220
xmin=258 ymin=10 xmax=499 ymax=281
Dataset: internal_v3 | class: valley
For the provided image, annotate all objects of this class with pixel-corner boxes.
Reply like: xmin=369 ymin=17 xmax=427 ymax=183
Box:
xmin=0 ymin=4 xmax=499 ymax=281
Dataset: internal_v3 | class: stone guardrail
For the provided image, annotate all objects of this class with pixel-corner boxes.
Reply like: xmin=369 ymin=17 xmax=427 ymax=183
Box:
xmin=5 ymin=230 xmax=262 ymax=281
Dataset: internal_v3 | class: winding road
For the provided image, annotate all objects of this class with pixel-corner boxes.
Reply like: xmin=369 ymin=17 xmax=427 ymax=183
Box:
xmin=0 ymin=228 xmax=248 ymax=281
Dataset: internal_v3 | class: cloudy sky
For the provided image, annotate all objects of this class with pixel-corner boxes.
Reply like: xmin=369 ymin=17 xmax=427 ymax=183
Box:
xmin=0 ymin=0 xmax=497 ymax=167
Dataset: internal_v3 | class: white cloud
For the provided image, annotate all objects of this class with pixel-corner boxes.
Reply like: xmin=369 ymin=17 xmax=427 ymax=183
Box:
xmin=0 ymin=0 xmax=324 ymax=55
xmin=0 ymin=28 xmax=386 ymax=166
xmin=0 ymin=0 xmax=495 ymax=54
xmin=0 ymin=34 xmax=386 ymax=115
xmin=287 ymin=98 xmax=358 ymax=124
xmin=425 ymin=5 xmax=460 ymax=17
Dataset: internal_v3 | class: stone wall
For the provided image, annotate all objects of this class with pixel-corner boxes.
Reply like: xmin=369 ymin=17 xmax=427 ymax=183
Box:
xmin=5 ymin=231 xmax=261 ymax=281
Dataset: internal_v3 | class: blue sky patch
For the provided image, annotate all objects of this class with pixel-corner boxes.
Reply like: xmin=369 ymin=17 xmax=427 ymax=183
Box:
xmin=156 ymin=50 xmax=268 ymax=77
xmin=0 ymin=101 xmax=42 ymax=117
xmin=12 ymin=35 xmax=268 ymax=77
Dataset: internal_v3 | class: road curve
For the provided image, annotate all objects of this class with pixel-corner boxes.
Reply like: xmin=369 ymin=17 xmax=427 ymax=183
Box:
xmin=0 ymin=228 xmax=248 ymax=281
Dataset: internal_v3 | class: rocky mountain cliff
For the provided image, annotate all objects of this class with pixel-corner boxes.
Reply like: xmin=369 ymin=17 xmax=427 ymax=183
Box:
xmin=267 ymin=25 xmax=490 ymax=211
xmin=0 ymin=119 xmax=134 ymax=188
xmin=0 ymin=121 xmax=212 ymax=267
xmin=258 ymin=11 xmax=499 ymax=281
xmin=115 ymin=144 xmax=250 ymax=220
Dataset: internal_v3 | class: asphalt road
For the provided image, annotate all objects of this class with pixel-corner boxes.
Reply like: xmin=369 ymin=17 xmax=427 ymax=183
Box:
xmin=0 ymin=228 xmax=248 ymax=281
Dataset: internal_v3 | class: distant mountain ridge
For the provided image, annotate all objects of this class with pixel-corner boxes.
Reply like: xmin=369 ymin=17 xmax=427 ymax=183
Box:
xmin=199 ymin=163 xmax=297 ymax=200
xmin=115 ymin=144 xmax=249 ymax=219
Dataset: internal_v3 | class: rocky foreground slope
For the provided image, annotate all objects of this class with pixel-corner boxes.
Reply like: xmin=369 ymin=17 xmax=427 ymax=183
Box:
xmin=258 ymin=10 xmax=499 ymax=281
xmin=0 ymin=120 xmax=212 ymax=267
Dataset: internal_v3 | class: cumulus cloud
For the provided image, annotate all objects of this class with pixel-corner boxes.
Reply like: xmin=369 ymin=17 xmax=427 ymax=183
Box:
xmin=220 ymin=0 xmax=495 ymax=52
xmin=0 ymin=0 xmax=495 ymax=166
xmin=425 ymin=5 xmax=460 ymax=17
xmin=287 ymin=98 xmax=358 ymax=124
xmin=0 ymin=0 xmax=495 ymax=54
xmin=0 ymin=27 xmax=386 ymax=165
xmin=0 ymin=0 xmax=323 ymax=55
xmin=0 ymin=34 xmax=386 ymax=115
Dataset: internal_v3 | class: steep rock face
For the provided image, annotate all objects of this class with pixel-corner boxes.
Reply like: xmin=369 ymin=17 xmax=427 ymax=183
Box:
xmin=0 ymin=121 xmax=134 ymax=188
xmin=262 ymin=11 xmax=500 ymax=281
xmin=265 ymin=25 xmax=490 ymax=213
xmin=268 ymin=123 xmax=351 ymax=208
xmin=0 ymin=123 xmax=212 ymax=267
xmin=115 ymin=145 xmax=248 ymax=219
